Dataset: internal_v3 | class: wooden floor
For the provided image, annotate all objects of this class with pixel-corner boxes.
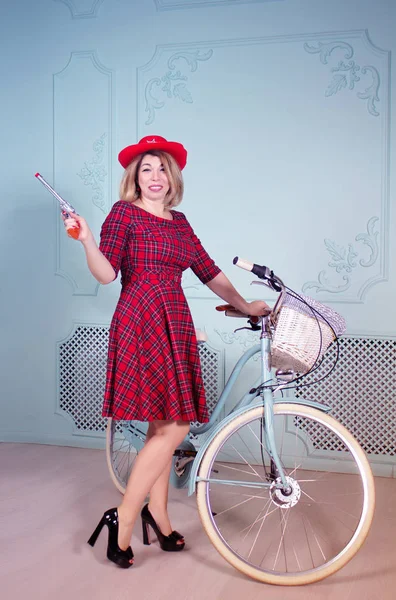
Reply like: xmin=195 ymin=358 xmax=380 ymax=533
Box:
xmin=2 ymin=442 xmax=396 ymax=600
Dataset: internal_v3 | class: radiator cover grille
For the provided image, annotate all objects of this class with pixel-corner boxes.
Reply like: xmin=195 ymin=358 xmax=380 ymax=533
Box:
xmin=295 ymin=336 xmax=396 ymax=456
xmin=58 ymin=328 xmax=396 ymax=458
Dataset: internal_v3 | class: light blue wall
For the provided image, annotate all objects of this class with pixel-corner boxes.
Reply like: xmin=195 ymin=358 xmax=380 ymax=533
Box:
xmin=0 ymin=0 xmax=395 ymax=447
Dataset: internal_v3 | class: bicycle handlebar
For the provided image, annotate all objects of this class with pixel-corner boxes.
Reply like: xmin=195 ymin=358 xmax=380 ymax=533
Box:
xmin=233 ymin=256 xmax=282 ymax=292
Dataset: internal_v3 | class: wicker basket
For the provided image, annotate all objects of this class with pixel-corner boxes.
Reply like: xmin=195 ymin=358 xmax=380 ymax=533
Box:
xmin=271 ymin=292 xmax=346 ymax=374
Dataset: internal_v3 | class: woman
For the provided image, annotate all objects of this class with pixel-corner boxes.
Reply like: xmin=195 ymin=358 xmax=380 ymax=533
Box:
xmin=63 ymin=135 xmax=270 ymax=568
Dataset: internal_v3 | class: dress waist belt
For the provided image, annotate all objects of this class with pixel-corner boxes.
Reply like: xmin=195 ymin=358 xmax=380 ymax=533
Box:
xmin=123 ymin=270 xmax=182 ymax=286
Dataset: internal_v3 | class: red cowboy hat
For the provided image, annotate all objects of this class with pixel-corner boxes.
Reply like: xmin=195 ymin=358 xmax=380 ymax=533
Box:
xmin=118 ymin=135 xmax=187 ymax=170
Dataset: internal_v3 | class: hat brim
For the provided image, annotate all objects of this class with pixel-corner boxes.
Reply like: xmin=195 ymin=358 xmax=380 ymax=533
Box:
xmin=118 ymin=141 xmax=187 ymax=170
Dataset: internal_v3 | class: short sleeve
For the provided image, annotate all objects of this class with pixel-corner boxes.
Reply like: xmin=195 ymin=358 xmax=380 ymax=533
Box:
xmin=99 ymin=201 xmax=133 ymax=278
xmin=182 ymin=214 xmax=221 ymax=284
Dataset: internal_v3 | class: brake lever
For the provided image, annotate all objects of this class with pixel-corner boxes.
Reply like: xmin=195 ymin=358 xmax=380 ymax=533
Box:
xmin=270 ymin=279 xmax=282 ymax=293
xmin=251 ymin=278 xmax=282 ymax=293
xmin=234 ymin=320 xmax=261 ymax=333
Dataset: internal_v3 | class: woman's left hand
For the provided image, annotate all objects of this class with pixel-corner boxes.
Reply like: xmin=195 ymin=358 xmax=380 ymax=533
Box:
xmin=246 ymin=300 xmax=271 ymax=316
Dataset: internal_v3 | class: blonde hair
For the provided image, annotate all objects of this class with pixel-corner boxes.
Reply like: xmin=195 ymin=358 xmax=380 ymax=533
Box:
xmin=119 ymin=151 xmax=184 ymax=207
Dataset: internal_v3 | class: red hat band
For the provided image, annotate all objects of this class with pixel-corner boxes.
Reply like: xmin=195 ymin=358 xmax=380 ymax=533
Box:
xmin=118 ymin=135 xmax=187 ymax=170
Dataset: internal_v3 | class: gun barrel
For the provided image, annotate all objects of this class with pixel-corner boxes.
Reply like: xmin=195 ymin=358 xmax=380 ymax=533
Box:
xmin=35 ymin=173 xmax=76 ymax=214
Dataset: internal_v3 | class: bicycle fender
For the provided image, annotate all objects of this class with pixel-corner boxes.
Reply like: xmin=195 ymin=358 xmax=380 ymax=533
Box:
xmin=275 ymin=396 xmax=331 ymax=413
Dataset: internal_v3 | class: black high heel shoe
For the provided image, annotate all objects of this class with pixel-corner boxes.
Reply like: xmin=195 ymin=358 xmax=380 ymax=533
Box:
xmin=87 ymin=507 xmax=134 ymax=568
xmin=141 ymin=504 xmax=185 ymax=552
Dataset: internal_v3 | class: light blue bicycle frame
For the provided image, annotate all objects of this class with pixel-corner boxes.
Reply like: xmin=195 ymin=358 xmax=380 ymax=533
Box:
xmin=187 ymin=315 xmax=331 ymax=496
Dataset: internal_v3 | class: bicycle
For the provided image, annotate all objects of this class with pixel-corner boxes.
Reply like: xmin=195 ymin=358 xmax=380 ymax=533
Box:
xmin=106 ymin=257 xmax=375 ymax=586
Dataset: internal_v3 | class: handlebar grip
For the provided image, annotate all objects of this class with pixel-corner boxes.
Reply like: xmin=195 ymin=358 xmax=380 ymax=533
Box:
xmin=225 ymin=309 xmax=248 ymax=318
xmin=233 ymin=257 xmax=271 ymax=281
xmin=233 ymin=257 xmax=254 ymax=272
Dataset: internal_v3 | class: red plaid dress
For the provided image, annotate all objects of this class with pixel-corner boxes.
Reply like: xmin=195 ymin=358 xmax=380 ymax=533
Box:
xmin=99 ymin=201 xmax=221 ymax=422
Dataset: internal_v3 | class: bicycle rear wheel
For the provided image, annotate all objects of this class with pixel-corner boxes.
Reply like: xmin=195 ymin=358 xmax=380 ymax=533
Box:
xmin=196 ymin=403 xmax=375 ymax=586
xmin=106 ymin=418 xmax=148 ymax=494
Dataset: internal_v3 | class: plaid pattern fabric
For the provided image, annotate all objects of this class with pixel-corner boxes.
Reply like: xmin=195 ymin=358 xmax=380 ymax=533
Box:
xmin=99 ymin=201 xmax=221 ymax=422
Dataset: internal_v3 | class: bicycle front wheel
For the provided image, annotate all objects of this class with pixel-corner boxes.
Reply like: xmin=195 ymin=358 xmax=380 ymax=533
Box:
xmin=196 ymin=403 xmax=375 ymax=586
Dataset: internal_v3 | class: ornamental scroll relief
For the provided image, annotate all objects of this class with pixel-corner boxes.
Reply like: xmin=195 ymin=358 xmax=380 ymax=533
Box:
xmin=144 ymin=49 xmax=213 ymax=125
xmin=302 ymin=217 xmax=379 ymax=296
xmin=304 ymin=40 xmax=380 ymax=117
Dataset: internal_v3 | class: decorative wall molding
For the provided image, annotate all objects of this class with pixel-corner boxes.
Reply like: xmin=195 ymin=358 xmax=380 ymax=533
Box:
xmin=54 ymin=50 xmax=114 ymax=296
xmin=77 ymin=132 xmax=108 ymax=213
xmin=304 ymin=40 xmax=380 ymax=116
xmin=144 ymin=49 xmax=213 ymax=125
xmin=54 ymin=0 xmax=105 ymax=19
xmin=138 ymin=30 xmax=389 ymax=303
xmin=302 ymin=217 xmax=380 ymax=296
xmin=155 ymin=0 xmax=284 ymax=10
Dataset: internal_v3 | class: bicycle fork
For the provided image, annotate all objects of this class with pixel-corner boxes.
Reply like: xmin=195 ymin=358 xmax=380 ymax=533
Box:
xmin=260 ymin=317 xmax=291 ymax=494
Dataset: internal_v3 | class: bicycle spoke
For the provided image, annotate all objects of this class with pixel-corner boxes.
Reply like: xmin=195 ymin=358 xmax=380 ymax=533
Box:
xmin=108 ymin=421 xmax=140 ymax=490
xmin=273 ymin=508 xmax=291 ymax=571
xmin=280 ymin=416 xmax=286 ymax=459
xmin=242 ymin=497 xmax=272 ymax=539
xmin=287 ymin=462 xmax=302 ymax=478
xmin=241 ymin=503 xmax=279 ymax=536
xmin=300 ymin=498 xmax=362 ymax=517
xmin=117 ymin=443 xmax=134 ymax=472
xmin=213 ymin=494 xmax=263 ymax=519
xmin=247 ymin=496 xmax=276 ymax=560
xmin=215 ymin=462 xmax=263 ymax=478
xmin=301 ymin=514 xmax=315 ymax=569
xmin=230 ymin=440 xmax=266 ymax=481
xmin=292 ymin=542 xmax=302 ymax=572
xmin=237 ymin=426 xmax=266 ymax=457
xmin=246 ymin=424 xmax=271 ymax=460
xmin=216 ymin=489 xmax=268 ymax=499
xmin=301 ymin=489 xmax=316 ymax=503
xmin=304 ymin=514 xmax=327 ymax=562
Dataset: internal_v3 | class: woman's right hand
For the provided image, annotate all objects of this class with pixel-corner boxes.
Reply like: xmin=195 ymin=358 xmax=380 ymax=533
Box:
xmin=62 ymin=212 xmax=94 ymax=244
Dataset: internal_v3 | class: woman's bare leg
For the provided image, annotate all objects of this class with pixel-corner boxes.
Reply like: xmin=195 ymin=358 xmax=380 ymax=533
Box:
xmin=116 ymin=420 xmax=189 ymax=551
xmin=142 ymin=422 xmax=182 ymax=539
xmin=147 ymin=458 xmax=175 ymax=533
